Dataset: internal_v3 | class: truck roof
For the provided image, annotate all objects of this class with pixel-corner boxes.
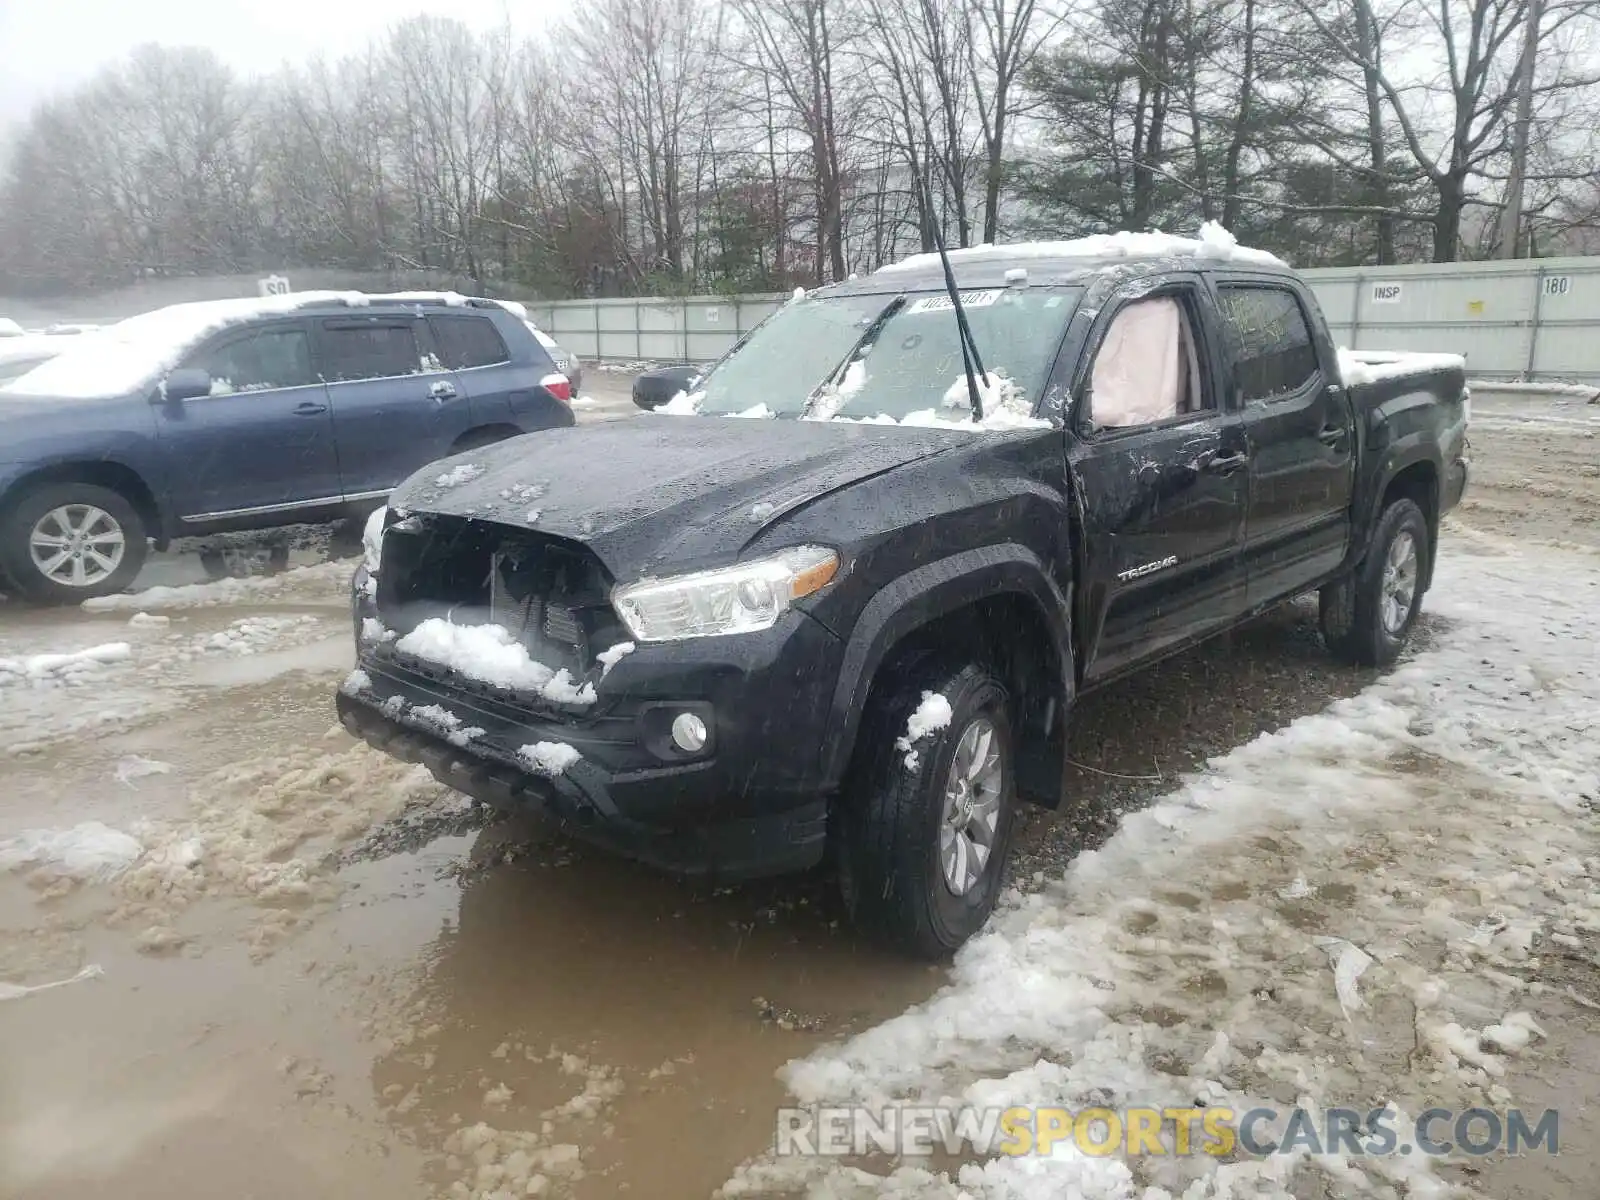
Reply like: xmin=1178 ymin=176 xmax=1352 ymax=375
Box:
xmin=826 ymin=223 xmax=1292 ymax=295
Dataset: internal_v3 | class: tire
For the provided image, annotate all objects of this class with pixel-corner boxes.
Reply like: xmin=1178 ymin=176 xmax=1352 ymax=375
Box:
xmin=837 ymin=661 xmax=1017 ymax=958
xmin=0 ymin=483 xmax=148 ymax=604
xmin=1320 ymin=498 xmax=1430 ymax=667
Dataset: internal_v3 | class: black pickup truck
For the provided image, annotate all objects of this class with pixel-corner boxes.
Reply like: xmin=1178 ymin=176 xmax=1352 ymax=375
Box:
xmin=337 ymin=235 xmax=1469 ymax=956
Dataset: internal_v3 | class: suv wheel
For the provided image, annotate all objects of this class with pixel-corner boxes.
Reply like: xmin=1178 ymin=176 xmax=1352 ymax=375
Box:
xmin=1 ymin=483 xmax=148 ymax=603
xmin=1320 ymin=497 xmax=1430 ymax=667
xmin=838 ymin=661 xmax=1016 ymax=958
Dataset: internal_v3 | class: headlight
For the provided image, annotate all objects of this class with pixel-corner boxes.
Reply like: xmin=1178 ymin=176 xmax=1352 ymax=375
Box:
xmin=611 ymin=546 xmax=839 ymax=641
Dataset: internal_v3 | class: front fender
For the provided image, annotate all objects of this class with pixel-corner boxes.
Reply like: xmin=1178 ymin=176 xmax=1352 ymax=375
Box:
xmin=819 ymin=543 xmax=1073 ymax=787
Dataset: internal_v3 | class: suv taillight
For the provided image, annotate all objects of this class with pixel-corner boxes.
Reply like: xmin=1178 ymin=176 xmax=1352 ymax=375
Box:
xmin=540 ymin=373 xmax=572 ymax=405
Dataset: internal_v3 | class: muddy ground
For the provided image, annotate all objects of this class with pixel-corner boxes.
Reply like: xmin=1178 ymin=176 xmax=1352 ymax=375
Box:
xmin=0 ymin=378 xmax=1595 ymax=1200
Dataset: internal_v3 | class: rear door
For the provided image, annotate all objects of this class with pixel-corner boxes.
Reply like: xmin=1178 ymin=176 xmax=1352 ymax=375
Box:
xmin=1066 ymin=277 xmax=1251 ymax=683
xmin=426 ymin=313 xmax=516 ymax=421
xmin=313 ymin=315 xmax=473 ymax=500
xmin=1211 ymin=281 xmax=1355 ymax=606
xmin=156 ymin=318 xmax=340 ymax=521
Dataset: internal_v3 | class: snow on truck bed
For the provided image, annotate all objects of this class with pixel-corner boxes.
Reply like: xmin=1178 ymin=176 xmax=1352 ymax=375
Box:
xmin=1336 ymin=346 xmax=1466 ymax=387
xmin=1 ymin=291 xmax=527 ymax=399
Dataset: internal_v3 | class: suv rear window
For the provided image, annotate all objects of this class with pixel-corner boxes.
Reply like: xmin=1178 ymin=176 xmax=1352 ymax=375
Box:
xmin=428 ymin=316 xmax=510 ymax=370
xmin=318 ymin=321 xmax=422 ymax=382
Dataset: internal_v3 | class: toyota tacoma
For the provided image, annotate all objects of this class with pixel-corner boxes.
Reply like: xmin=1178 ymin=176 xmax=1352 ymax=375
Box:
xmin=336 ymin=228 xmax=1470 ymax=956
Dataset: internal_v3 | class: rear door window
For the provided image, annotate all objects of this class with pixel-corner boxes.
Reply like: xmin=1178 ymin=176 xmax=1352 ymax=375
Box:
xmin=183 ymin=325 xmax=316 ymax=394
xmin=1216 ymin=286 xmax=1319 ymax=401
xmin=317 ymin=321 xmax=423 ymax=382
xmin=427 ymin=315 xmax=510 ymax=370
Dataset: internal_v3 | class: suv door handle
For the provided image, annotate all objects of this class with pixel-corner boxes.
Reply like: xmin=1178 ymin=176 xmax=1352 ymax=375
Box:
xmin=429 ymin=381 xmax=457 ymax=401
xmin=1203 ymin=451 xmax=1249 ymax=475
xmin=293 ymin=401 xmax=328 ymax=416
xmin=1317 ymin=423 xmax=1347 ymax=446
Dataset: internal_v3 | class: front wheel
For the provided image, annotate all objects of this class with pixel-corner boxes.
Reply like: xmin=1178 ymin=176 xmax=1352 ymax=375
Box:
xmin=0 ymin=483 xmax=148 ymax=603
xmin=1320 ymin=497 xmax=1430 ymax=667
xmin=837 ymin=661 xmax=1017 ymax=958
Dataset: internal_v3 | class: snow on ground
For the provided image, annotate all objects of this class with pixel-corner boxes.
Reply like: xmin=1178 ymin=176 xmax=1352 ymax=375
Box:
xmin=0 ymin=821 xmax=144 ymax=882
xmin=724 ymin=537 xmax=1599 ymax=1199
xmin=80 ymin=559 xmax=353 ymax=612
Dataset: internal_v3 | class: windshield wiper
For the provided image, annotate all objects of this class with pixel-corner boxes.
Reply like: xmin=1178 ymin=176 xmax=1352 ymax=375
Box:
xmin=925 ymin=185 xmax=987 ymax=422
xmin=804 ymin=292 xmax=906 ymax=416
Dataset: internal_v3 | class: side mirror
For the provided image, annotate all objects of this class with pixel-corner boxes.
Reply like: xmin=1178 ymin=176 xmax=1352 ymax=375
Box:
xmin=159 ymin=368 xmax=212 ymax=403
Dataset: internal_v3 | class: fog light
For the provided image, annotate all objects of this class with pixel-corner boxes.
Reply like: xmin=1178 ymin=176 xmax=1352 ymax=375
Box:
xmin=670 ymin=712 xmax=708 ymax=752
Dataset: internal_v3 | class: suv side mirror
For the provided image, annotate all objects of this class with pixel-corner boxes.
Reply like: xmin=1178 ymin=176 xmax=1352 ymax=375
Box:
xmin=160 ymin=368 xmax=212 ymax=403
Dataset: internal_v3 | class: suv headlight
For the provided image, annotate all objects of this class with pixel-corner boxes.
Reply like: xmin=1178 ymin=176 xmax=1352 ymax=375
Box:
xmin=611 ymin=546 xmax=839 ymax=641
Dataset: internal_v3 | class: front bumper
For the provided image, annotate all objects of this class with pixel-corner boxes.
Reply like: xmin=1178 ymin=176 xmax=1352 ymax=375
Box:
xmin=341 ymin=582 xmax=841 ymax=880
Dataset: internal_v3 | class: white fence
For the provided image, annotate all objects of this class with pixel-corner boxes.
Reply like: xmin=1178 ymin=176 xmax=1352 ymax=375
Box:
xmin=526 ymin=255 xmax=1600 ymax=384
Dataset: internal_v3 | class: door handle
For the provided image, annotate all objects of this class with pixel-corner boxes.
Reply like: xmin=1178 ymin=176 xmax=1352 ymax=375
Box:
xmin=293 ymin=401 xmax=328 ymax=416
xmin=1203 ymin=451 xmax=1249 ymax=475
xmin=429 ymin=381 xmax=457 ymax=401
xmin=1317 ymin=423 xmax=1347 ymax=446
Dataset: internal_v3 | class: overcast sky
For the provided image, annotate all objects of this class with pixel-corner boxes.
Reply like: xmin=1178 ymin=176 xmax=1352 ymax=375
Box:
xmin=0 ymin=0 xmax=569 ymax=132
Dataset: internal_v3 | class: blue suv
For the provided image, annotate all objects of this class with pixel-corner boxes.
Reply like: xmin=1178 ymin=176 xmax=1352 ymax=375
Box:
xmin=0 ymin=292 xmax=573 ymax=602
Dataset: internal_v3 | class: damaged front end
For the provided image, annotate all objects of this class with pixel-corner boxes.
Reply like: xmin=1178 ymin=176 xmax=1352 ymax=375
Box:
xmin=338 ymin=510 xmax=837 ymax=881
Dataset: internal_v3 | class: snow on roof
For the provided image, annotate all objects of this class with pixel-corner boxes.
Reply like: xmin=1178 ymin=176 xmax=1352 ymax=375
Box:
xmin=875 ymin=221 xmax=1285 ymax=275
xmin=2 ymin=290 xmax=524 ymax=399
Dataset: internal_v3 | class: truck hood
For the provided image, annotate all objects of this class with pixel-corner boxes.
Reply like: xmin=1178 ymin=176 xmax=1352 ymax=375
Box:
xmin=388 ymin=416 xmax=973 ymax=579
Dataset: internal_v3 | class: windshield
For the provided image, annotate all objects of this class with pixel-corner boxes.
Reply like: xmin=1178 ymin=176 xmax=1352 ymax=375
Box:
xmin=693 ymin=285 xmax=1081 ymax=422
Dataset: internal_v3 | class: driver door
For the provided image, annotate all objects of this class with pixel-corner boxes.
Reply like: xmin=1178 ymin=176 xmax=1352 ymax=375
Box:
xmin=154 ymin=319 xmax=340 ymax=522
xmin=1066 ymin=279 xmax=1251 ymax=683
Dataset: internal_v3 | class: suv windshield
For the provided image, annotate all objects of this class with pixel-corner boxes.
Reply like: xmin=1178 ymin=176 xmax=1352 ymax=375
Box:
xmin=694 ymin=285 xmax=1083 ymax=422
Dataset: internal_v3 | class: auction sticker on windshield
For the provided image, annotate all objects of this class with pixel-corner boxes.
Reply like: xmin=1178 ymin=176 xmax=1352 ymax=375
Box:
xmin=907 ymin=290 xmax=1003 ymax=312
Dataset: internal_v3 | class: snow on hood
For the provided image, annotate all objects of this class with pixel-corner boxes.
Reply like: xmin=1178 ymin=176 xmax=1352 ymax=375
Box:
xmin=876 ymin=221 xmax=1285 ymax=275
xmin=2 ymin=291 xmax=525 ymax=399
xmin=1337 ymin=346 xmax=1467 ymax=387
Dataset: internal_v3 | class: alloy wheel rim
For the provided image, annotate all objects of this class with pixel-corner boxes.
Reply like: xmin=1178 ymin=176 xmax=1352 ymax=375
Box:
xmin=28 ymin=504 xmax=126 ymax=588
xmin=1380 ymin=530 xmax=1418 ymax=636
xmin=938 ymin=716 xmax=1004 ymax=896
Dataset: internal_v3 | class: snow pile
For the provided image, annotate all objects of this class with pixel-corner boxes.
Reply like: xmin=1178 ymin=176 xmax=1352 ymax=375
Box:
xmin=177 ymin=615 xmax=322 ymax=660
xmin=876 ymin=224 xmax=1284 ymax=276
xmin=112 ymin=742 xmax=448 ymax=944
xmin=81 ymin=559 xmax=352 ymax=611
xmin=595 ymin=642 xmax=635 ymax=677
xmin=362 ymin=505 xmax=387 ymax=580
xmin=0 ymin=822 xmax=143 ymax=883
xmin=893 ymin=691 xmax=954 ymax=770
xmin=803 ymin=359 xmax=869 ymax=423
xmin=435 ymin=462 xmax=486 ymax=488
xmin=0 ymin=642 xmax=131 ymax=687
xmin=127 ymin=612 xmax=170 ymax=629
xmin=114 ymin=755 xmax=172 ymax=787
xmin=657 ymin=388 xmax=706 ymax=415
xmin=519 ymin=741 xmax=582 ymax=777
xmin=910 ymin=371 xmax=1049 ymax=430
xmin=406 ymin=703 xmax=486 ymax=748
xmin=394 ymin=619 xmax=597 ymax=706
xmin=725 ymin=537 xmax=1600 ymax=1199
xmin=1337 ymin=346 xmax=1467 ymax=387
xmin=732 ymin=403 xmax=776 ymax=418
